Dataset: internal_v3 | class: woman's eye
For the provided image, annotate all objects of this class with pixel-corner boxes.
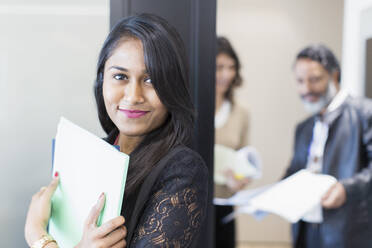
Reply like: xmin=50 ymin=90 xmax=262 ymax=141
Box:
xmin=144 ymin=77 xmax=152 ymax=84
xmin=113 ymin=74 xmax=128 ymax=80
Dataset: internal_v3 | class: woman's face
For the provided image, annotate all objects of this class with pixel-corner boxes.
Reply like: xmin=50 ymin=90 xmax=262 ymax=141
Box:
xmin=103 ymin=38 xmax=168 ymax=138
xmin=215 ymin=53 xmax=236 ymax=96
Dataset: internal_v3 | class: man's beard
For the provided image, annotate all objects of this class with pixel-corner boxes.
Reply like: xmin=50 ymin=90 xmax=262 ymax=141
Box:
xmin=301 ymin=81 xmax=338 ymax=114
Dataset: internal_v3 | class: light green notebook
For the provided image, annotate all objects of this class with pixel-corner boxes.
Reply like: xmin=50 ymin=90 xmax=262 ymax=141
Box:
xmin=49 ymin=117 xmax=129 ymax=248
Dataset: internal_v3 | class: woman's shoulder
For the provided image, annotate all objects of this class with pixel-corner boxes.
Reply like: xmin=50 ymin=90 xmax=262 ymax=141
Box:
xmin=157 ymin=145 xmax=208 ymax=183
xmin=131 ymin=145 xmax=208 ymax=247
xmin=232 ymin=102 xmax=249 ymax=118
xmin=224 ymin=102 xmax=249 ymax=129
xmin=166 ymin=145 xmax=205 ymax=163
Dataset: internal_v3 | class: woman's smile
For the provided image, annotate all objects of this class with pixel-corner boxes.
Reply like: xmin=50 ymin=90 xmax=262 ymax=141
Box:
xmin=103 ymin=38 xmax=168 ymax=139
xmin=118 ymin=107 xmax=150 ymax=119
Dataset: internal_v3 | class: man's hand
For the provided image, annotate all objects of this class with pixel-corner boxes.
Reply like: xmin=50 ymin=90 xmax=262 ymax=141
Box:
xmin=321 ymin=182 xmax=346 ymax=209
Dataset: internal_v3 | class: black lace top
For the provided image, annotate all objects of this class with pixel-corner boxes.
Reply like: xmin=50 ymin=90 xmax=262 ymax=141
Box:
xmin=123 ymin=146 xmax=208 ymax=247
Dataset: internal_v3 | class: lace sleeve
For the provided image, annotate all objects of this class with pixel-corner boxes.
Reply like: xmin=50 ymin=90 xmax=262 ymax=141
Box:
xmin=130 ymin=149 xmax=208 ymax=247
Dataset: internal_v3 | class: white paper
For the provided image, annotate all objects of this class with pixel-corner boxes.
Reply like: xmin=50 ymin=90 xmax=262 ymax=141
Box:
xmin=221 ymin=205 xmax=269 ymax=224
xmin=214 ymin=170 xmax=336 ymax=224
xmin=214 ymin=186 xmax=271 ymax=224
xmin=49 ymin=117 xmax=129 ymax=248
xmin=214 ymin=184 xmax=273 ymax=206
xmin=214 ymin=144 xmax=262 ymax=185
xmin=302 ymin=203 xmax=323 ymax=223
xmin=249 ymin=170 xmax=336 ymax=223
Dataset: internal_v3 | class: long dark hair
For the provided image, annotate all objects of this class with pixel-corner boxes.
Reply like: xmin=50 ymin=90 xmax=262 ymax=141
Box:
xmin=217 ymin=36 xmax=242 ymax=103
xmin=94 ymin=13 xmax=195 ymax=195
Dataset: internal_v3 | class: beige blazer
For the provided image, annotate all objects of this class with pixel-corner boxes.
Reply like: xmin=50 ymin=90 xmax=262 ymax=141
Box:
xmin=214 ymin=103 xmax=249 ymax=198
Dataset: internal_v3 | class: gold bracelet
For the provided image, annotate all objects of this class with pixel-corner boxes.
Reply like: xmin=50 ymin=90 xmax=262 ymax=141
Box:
xmin=30 ymin=234 xmax=57 ymax=248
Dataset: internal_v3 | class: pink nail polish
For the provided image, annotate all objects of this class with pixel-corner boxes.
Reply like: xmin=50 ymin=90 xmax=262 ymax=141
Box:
xmin=97 ymin=192 xmax=104 ymax=203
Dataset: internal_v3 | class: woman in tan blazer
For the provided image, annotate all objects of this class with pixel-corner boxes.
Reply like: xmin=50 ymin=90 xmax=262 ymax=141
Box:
xmin=214 ymin=37 xmax=250 ymax=248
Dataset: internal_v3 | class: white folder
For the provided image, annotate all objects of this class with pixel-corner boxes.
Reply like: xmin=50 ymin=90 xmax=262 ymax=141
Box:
xmin=49 ymin=117 xmax=129 ymax=248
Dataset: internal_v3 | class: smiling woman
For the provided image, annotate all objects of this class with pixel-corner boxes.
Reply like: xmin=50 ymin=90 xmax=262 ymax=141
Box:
xmin=102 ymin=38 xmax=168 ymax=154
xmin=25 ymin=13 xmax=208 ymax=248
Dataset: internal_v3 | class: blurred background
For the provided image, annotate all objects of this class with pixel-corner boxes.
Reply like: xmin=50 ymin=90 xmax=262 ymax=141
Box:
xmin=1 ymin=0 xmax=372 ymax=247
xmin=216 ymin=0 xmax=343 ymax=247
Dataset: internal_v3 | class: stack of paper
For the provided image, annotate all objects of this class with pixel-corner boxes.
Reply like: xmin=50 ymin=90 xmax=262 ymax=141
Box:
xmin=214 ymin=170 xmax=337 ymax=223
xmin=49 ymin=117 xmax=129 ymax=247
xmin=214 ymin=144 xmax=262 ymax=184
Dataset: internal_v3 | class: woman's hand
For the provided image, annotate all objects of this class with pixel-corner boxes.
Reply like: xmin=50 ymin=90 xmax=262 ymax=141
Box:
xmin=25 ymin=174 xmax=59 ymax=246
xmin=75 ymin=193 xmax=127 ymax=248
xmin=25 ymin=173 xmax=126 ymax=248
xmin=224 ymin=169 xmax=252 ymax=193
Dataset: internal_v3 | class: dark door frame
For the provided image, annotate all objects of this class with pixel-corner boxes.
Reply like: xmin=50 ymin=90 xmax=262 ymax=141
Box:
xmin=110 ymin=1 xmax=216 ymax=247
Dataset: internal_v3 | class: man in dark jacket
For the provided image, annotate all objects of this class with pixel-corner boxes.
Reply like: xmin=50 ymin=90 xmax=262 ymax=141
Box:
xmin=285 ymin=44 xmax=372 ymax=248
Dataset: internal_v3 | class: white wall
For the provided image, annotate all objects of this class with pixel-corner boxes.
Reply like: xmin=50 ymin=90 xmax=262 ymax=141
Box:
xmin=0 ymin=2 xmax=109 ymax=247
xmin=342 ymin=0 xmax=372 ymax=96
xmin=217 ymin=0 xmax=344 ymax=244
